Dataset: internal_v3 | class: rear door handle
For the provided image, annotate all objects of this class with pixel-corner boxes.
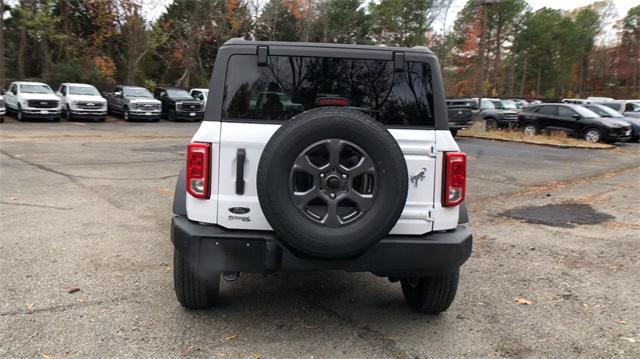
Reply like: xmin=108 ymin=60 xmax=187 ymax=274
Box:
xmin=236 ymin=149 xmax=246 ymax=195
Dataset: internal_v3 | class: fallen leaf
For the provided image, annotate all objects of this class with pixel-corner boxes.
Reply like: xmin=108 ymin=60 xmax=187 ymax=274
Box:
xmin=514 ymin=297 xmax=532 ymax=305
xmin=302 ymin=324 xmax=317 ymax=329
xmin=157 ymin=188 xmax=173 ymax=196
xmin=7 ymin=197 xmax=18 ymax=201
xmin=616 ymin=320 xmax=627 ymax=325
xmin=621 ymin=337 xmax=636 ymax=343
xmin=67 ymin=287 xmax=81 ymax=294
xmin=224 ymin=335 xmax=238 ymax=341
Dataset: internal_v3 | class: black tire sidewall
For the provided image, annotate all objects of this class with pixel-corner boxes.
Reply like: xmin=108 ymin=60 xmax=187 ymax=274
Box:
xmin=257 ymin=108 xmax=408 ymax=258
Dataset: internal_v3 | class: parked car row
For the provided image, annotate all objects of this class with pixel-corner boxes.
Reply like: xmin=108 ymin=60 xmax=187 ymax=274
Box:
xmin=445 ymin=97 xmax=542 ymax=135
xmin=445 ymin=96 xmax=640 ymax=143
xmin=1 ymin=81 xmax=209 ymax=122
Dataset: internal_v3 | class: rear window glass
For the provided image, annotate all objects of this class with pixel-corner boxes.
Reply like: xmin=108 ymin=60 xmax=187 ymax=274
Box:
xmin=222 ymin=55 xmax=435 ymax=127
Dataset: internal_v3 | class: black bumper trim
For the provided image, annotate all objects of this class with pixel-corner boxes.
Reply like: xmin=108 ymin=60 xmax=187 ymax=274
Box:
xmin=128 ymin=112 xmax=161 ymax=120
xmin=171 ymin=216 xmax=472 ymax=277
xmin=174 ymin=111 xmax=204 ymax=120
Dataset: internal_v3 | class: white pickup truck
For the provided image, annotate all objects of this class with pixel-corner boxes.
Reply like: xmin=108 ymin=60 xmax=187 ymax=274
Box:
xmin=56 ymin=83 xmax=107 ymax=121
xmin=3 ymin=81 xmax=62 ymax=121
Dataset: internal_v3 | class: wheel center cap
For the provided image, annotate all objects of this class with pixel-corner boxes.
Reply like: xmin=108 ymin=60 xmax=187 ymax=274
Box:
xmin=326 ymin=176 xmax=341 ymax=190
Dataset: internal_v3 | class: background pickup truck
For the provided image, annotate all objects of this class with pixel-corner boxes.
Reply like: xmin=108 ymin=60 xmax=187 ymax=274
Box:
xmin=104 ymin=85 xmax=161 ymax=122
xmin=446 ymin=98 xmax=475 ymax=136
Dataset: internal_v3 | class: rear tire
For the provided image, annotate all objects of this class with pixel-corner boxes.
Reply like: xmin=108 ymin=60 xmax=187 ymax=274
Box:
xmin=450 ymin=128 xmax=458 ymax=137
xmin=174 ymin=248 xmax=220 ymax=309
xmin=401 ymin=269 xmax=459 ymax=314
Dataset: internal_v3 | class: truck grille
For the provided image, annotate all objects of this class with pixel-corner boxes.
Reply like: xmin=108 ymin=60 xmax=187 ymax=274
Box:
xmin=0 ymin=99 xmax=4 ymax=107
xmin=76 ymin=102 xmax=105 ymax=110
xmin=28 ymin=100 xmax=58 ymax=108
xmin=134 ymin=103 xmax=160 ymax=111
xmin=177 ymin=102 xmax=203 ymax=111
xmin=503 ymin=113 xmax=518 ymax=120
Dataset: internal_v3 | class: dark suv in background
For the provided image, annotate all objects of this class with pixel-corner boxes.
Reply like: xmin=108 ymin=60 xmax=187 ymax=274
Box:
xmin=475 ymin=98 xmax=519 ymax=129
xmin=446 ymin=98 xmax=475 ymax=136
xmin=518 ymin=103 xmax=631 ymax=143
xmin=154 ymin=87 xmax=204 ymax=121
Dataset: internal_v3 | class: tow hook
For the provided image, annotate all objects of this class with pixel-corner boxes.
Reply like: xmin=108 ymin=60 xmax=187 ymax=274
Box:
xmin=223 ymin=272 xmax=240 ymax=282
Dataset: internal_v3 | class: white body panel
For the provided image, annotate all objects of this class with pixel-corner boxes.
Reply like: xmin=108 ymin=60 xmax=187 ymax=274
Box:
xmin=185 ymin=122 xmax=462 ymax=235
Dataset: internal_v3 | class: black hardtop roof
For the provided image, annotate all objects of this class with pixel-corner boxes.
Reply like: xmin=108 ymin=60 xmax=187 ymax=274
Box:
xmin=223 ymin=37 xmax=434 ymax=55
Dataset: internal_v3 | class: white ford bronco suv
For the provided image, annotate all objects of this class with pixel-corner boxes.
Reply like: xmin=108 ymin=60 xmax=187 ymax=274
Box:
xmin=172 ymin=39 xmax=472 ymax=314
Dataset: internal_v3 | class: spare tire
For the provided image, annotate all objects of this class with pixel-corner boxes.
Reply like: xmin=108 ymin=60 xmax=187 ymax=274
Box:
xmin=257 ymin=108 xmax=408 ymax=259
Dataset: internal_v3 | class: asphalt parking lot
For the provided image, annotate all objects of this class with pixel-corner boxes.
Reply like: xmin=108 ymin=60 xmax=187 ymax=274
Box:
xmin=1 ymin=116 xmax=639 ymax=358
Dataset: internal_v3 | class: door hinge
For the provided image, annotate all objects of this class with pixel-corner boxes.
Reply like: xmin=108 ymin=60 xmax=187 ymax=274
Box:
xmin=427 ymin=146 xmax=438 ymax=158
xmin=426 ymin=209 xmax=435 ymax=222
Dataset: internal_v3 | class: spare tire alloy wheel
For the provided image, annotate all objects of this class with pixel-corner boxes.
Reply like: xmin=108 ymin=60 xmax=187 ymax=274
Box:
xmin=290 ymin=139 xmax=376 ymax=227
xmin=258 ymin=108 xmax=408 ymax=259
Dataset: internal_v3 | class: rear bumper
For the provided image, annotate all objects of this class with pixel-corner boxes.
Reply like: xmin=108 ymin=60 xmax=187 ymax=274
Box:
xmin=449 ymin=120 xmax=474 ymax=129
xmin=171 ymin=216 xmax=472 ymax=277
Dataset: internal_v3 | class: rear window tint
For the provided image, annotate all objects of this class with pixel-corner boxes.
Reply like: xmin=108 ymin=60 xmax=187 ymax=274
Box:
xmin=222 ymin=55 xmax=435 ymax=127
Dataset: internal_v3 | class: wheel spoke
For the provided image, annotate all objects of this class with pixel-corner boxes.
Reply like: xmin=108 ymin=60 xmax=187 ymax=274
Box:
xmin=347 ymin=191 xmax=374 ymax=212
xmin=292 ymin=187 xmax=320 ymax=209
xmin=322 ymin=200 xmax=341 ymax=227
xmin=345 ymin=156 xmax=375 ymax=176
xmin=326 ymin=139 xmax=343 ymax=167
xmin=293 ymin=154 xmax=322 ymax=175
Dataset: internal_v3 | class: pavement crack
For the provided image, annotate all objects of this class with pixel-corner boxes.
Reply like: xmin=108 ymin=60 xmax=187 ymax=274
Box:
xmin=295 ymin=288 xmax=409 ymax=359
xmin=477 ymin=165 xmax=640 ymax=205
xmin=0 ymin=149 xmax=178 ymax=181
xmin=0 ymin=296 xmax=131 ymax=317
xmin=0 ymin=201 xmax=72 ymax=210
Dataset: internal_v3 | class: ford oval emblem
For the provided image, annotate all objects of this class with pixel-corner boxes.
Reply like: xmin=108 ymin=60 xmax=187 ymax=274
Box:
xmin=229 ymin=207 xmax=250 ymax=214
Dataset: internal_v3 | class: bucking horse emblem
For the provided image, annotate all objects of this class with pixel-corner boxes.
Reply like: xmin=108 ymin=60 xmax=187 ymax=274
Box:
xmin=410 ymin=168 xmax=427 ymax=188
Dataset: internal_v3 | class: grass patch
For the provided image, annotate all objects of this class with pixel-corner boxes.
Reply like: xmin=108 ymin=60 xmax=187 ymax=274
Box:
xmin=458 ymin=121 xmax=613 ymax=149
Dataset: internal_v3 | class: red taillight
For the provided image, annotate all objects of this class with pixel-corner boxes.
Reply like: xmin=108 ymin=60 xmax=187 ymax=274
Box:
xmin=443 ymin=152 xmax=466 ymax=207
xmin=186 ymin=142 xmax=211 ymax=199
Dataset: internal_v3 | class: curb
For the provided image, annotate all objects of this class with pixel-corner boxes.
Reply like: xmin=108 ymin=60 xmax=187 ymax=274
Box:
xmin=458 ymin=133 xmax=615 ymax=149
